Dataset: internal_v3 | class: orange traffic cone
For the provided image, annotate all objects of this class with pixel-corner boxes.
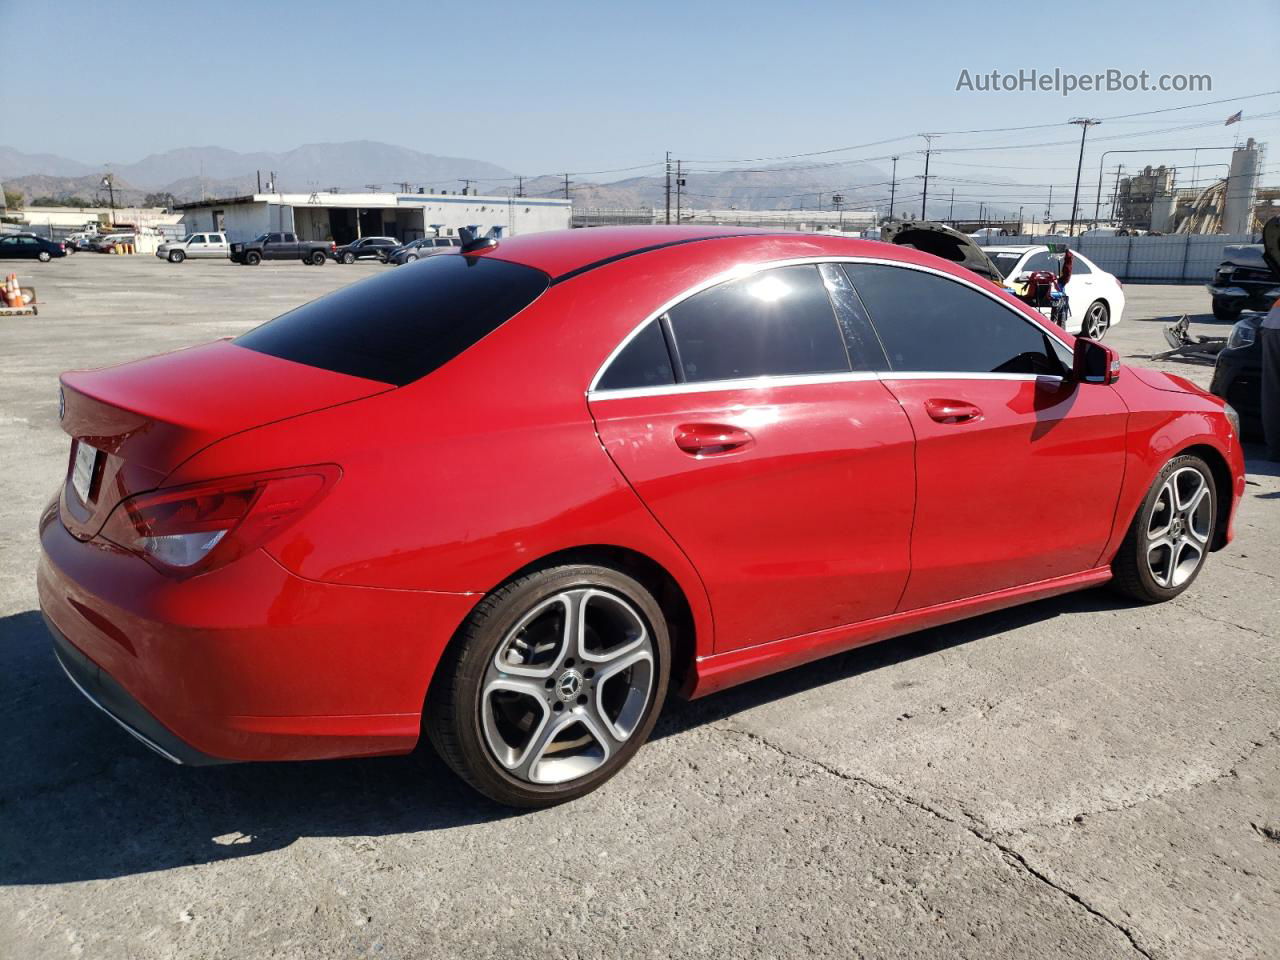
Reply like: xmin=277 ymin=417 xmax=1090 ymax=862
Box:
xmin=4 ymin=274 xmax=19 ymax=307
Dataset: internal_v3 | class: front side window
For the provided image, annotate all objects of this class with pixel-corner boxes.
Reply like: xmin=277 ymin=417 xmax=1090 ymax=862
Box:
xmin=843 ymin=263 xmax=1064 ymax=377
xmin=666 ymin=265 xmax=849 ymax=383
xmin=190 ymin=235 xmax=205 ymax=244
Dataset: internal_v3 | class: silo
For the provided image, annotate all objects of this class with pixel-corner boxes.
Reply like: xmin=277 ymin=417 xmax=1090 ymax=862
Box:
xmin=1223 ymin=138 xmax=1261 ymax=235
xmin=1150 ymin=194 xmax=1177 ymax=233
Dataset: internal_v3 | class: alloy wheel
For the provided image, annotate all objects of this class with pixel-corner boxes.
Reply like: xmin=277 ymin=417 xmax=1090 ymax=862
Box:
xmin=480 ymin=588 xmax=655 ymax=786
xmin=1144 ymin=466 xmax=1212 ymax=588
xmin=1084 ymin=303 xmax=1108 ymax=339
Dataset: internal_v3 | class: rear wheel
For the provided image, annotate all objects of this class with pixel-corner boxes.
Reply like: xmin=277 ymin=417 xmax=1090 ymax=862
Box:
xmin=309 ymin=250 xmax=326 ymax=266
xmin=1111 ymin=454 xmax=1216 ymax=603
xmin=341 ymin=251 xmax=355 ymax=264
xmin=244 ymin=251 xmax=261 ymax=266
xmin=168 ymin=250 xmax=185 ymax=263
xmin=1081 ymin=300 xmax=1110 ymax=340
xmin=37 ymin=250 xmax=52 ymax=262
xmin=427 ymin=564 xmax=670 ymax=807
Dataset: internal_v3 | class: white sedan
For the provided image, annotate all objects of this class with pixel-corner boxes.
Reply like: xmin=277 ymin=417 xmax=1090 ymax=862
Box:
xmin=982 ymin=245 xmax=1126 ymax=340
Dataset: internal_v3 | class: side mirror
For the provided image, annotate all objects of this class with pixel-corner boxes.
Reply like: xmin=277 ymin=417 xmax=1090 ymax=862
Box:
xmin=1072 ymin=337 xmax=1121 ymax=384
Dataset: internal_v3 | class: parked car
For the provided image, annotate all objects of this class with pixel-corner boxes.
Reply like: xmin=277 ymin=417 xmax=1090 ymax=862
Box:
xmin=1211 ymin=217 xmax=1280 ymax=435
xmin=1206 ymin=240 xmax=1280 ymax=322
xmin=70 ymin=235 xmax=100 ymax=252
xmin=386 ymin=236 xmax=462 ymax=265
xmin=0 ymin=233 xmax=67 ymax=261
xmin=156 ymin=233 xmax=230 ymax=263
xmin=982 ymin=244 xmax=1126 ymax=339
xmin=39 ymin=226 xmax=1245 ymax=807
xmin=333 ymin=236 xmax=399 ymax=264
xmin=92 ymin=232 xmax=136 ymax=252
xmin=229 ymin=232 xmax=334 ymax=265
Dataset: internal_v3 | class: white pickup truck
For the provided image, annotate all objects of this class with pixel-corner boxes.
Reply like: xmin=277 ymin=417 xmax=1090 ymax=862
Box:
xmin=156 ymin=232 xmax=229 ymax=263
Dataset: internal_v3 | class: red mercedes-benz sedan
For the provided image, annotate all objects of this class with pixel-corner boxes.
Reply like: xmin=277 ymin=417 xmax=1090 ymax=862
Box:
xmin=39 ymin=226 xmax=1246 ymax=806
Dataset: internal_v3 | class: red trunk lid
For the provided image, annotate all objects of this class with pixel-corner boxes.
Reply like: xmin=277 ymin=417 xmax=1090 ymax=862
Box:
xmin=58 ymin=339 xmax=390 ymax=539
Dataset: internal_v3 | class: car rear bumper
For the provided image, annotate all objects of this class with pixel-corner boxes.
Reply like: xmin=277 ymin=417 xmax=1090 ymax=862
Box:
xmin=37 ymin=500 xmax=478 ymax=763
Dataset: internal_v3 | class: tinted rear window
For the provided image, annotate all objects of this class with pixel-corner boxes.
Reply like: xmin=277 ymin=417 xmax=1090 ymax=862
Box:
xmin=235 ymin=255 xmax=549 ymax=385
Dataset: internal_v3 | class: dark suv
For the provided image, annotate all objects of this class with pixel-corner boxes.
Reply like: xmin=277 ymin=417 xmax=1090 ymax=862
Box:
xmin=334 ymin=236 xmax=400 ymax=264
xmin=1207 ymin=238 xmax=1280 ymax=322
xmin=1211 ymin=217 xmax=1279 ymax=436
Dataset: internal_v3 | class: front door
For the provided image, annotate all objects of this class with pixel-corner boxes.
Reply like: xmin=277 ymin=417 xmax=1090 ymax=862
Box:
xmin=588 ymin=264 xmax=916 ymax=653
xmin=843 ymin=261 xmax=1128 ymax=611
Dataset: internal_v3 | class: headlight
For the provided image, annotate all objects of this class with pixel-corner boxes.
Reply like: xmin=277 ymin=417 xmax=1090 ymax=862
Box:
xmin=1226 ymin=316 xmax=1261 ymax=349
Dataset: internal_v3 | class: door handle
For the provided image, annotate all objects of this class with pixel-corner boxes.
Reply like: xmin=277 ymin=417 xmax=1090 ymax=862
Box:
xmin=924 ymin=399 xmax=982 ymax=424
xmin=673 ymin=423 xmax=754 ymax=456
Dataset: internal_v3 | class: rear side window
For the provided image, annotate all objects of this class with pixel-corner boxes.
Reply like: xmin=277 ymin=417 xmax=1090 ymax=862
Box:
xmin=666 ymin=265 xmax=849 ymax=383
xmin=235 ymin=255 xmax=549 ymax=385
xmin=596 ymin=321 xmax=676 ymax=391
xmin=843 ymin=263 xmax=1064 ymax=377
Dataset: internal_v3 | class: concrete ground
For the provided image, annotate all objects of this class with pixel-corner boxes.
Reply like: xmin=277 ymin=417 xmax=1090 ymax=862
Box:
xmin=0 ymin=254 xmax=1276 ymax=960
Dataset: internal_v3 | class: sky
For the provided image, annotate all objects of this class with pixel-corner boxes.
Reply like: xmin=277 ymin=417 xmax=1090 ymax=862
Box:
xmin=5 ymin=0 xmax=1279 ymax=205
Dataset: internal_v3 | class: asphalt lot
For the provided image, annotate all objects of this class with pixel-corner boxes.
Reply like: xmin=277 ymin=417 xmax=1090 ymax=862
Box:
xmin=1 ymin=252 xmax=1277 ymax=960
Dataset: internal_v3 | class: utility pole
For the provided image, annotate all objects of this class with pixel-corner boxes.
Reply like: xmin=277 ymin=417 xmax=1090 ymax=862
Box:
xmin=1017 ymin=205 xmax=1024 ymax=232
xmin=397 ymin=181 xmax=411 ymax=193
xmin=919 ymin=134 xmax=937 ymax=220
xmin=563 ymin=174 xmax=572 ymax=200
xmin=1047 ymin=184 xmax=1053 ymax=223
xmin=1110 ymin=164 xmax=1124 ymax=223
xmin=979 ymin=202 xmax=985 ymax=226
xmin=458 ymin=179 xmax=474 ymax=196
xmin=257 ymin=170 xmax=262 ymax=192
xmin=516 ymin=175 xmax=525 ymax=198
xmin=1067 ymin=118 xmax=1101 ymax=237
xmin=664 ymin=151 xmax=672 ymax=225
xmin=101 ymin=174 xmax=116 ymax=225
xmin=675 ymin=160 xmax=684 ymax=224
xmin=833 ymin=193 xmax=845 ymax=230
xmin=888 ymin=156 xmax=899 ymax=220
xmin=949 ymin=188 xmax=955 ymax=224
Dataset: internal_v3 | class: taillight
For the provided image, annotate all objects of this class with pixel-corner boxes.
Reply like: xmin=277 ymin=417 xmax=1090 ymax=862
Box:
xmin=99 ymin=466 xmax=339 ymax=575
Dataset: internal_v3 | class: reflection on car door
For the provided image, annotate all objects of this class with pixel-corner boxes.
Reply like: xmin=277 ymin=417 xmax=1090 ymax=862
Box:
xmin=844 ymin=262 xmax=1128 ymax=611
xmin=588 ymin=264 xmax=916 ymax=653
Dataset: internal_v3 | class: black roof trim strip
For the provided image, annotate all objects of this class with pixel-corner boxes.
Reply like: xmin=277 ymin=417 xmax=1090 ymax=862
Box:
xmin=550 ymin=232 xmax=789 ymax=285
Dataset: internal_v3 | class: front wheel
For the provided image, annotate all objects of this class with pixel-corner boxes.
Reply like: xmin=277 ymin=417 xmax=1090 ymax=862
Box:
xmin=244 ymin=251 xmax=261 ymax=265
xmin=1212 ymin=298 xmax=1241 ymax=323
xmin=341 ymin=252 xmax=355 ymax=264
xmin=168 ymin=250 xmax=185 ymax=263
xmin=1111 ymin=454 xmax=1217 ymax=603
xmin=404 ymin=253 xmax=418 ymax=262
xmin=427 ymin=564 xmax=671 ymax=807
xmin=1081 ymin=300 xmax=1110 ymax=340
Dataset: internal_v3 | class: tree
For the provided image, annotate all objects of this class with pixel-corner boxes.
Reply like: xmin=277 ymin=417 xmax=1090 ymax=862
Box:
xmin=31 ymin=195 xmax=92 ymax=208
xmin=144 ymin=191 xmax=177 ymax=209
xmin=3 ymin=190 xmax=22 ymax=209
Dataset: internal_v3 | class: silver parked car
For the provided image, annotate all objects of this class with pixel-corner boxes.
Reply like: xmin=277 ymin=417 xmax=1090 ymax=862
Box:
xmin=386 ymin=236 xmax=462 ymax=265
xmin=156 ymin=233 xmax=230 ymax=263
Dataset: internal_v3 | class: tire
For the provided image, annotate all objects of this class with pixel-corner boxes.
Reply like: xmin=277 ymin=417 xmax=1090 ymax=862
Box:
xmin=168 ymin=250 xmax=185 ymax=263
xmin=1081 ymin=300 xmax=1110 ymax=340
xmin=427 ymin=564 xmax=671 ymax=808
xmin=404 ymin=253 xmax=418 ymax=263
xmin=37 ymin=251 xmax=52 ymax=262
xmin=309 ymin=250 xmax=326 ymax=266
xmin=1212 ymin=298 xmax=1241 ymax=323
xmin=341 ymin=252 xmax=355 ymax=264
xmin=1111 ymin=454 xmax=1217 ymax=603
xmin=244 ymin=251 xmax=261 ymax=266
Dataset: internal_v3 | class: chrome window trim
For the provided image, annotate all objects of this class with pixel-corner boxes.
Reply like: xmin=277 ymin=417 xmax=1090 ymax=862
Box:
xmin=586 ymin=255 xmax=1073 ymax=397
xmin=589 ymin=370 xmax=882 ymax=402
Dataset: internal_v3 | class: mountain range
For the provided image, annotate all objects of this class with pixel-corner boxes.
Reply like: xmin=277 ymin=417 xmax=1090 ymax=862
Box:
xmin=2 ymin=139 xmax=1004 ymax=216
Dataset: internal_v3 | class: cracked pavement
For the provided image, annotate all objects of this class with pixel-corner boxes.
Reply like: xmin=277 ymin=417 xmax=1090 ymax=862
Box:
xmin=1 ymin=259 xmax=1277 ymax=958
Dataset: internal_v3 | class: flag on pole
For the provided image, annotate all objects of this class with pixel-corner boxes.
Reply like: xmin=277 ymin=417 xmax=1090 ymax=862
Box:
xmin=1225 ymin=110 xmax=1243 ymax=125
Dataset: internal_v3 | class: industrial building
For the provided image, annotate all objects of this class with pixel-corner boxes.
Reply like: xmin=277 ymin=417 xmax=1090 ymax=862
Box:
xmin=175 ymin=191 xmax=572 ymax=244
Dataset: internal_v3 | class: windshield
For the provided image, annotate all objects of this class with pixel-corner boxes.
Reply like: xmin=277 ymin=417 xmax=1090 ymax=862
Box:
xmin=235 ymin=254 xmax=550 ymax=386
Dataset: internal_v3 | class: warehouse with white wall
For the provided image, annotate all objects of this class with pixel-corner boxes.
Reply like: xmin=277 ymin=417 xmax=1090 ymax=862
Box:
xmin=176 ymin=191 xmax=572 ymax=244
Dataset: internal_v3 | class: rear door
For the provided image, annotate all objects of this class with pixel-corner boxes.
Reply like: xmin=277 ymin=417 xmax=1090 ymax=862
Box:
xmin=843 ymin=261 xmax=1128 ymax=611
xmin=588 ymin=263 xmax=916 ymax=653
